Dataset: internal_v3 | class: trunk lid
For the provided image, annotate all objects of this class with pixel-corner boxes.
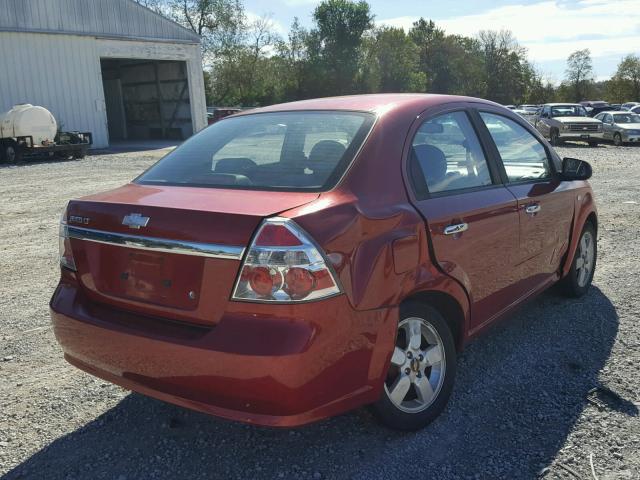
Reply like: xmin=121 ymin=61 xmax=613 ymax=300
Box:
xmin=67 ymin=183 xmax=318 ymax=326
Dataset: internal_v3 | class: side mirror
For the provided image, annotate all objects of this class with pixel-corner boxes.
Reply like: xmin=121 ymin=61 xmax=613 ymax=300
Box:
xmin=561 ymin=157 xmax=592 ymax=181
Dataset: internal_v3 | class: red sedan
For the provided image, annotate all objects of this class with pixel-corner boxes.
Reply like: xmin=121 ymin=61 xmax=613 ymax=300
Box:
xmin=51 ymin=94 xmax=597 ymax=430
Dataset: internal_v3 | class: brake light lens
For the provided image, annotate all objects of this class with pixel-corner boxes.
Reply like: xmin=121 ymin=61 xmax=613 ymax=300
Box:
xmin=59 ymin=207 xmax=76 ymax=271
xmin=232 ymin=217 xmax=342 ymax=302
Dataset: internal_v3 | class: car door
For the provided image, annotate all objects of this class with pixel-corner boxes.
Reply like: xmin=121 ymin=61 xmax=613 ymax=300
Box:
xmin=536 ymin=106 xmax=551 ymax=137
xmin=405 ymin=107 xmax=520 ymax=330
xmin=599 ymin=113 xmax=614 ymax=140
xmin=476 ymin=109 xmax=575 ymax=294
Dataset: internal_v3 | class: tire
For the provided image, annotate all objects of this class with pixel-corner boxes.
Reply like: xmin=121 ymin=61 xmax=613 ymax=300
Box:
xmin=372 ymin=302 xmax=456 ymax=431
xmin=559 ymin=222 xmax=597 ymax=298
xmin=613 ymin=133 xmax=623 ymax=147
xmin=73 ymin=150 xmax=86 ymax=159
xmin=4 ymin=141 xmax=23 ymax=164
xmin=550 ymin=129 xmax=561 ymax=146
xmin=588 ymin=141 xmax=598 ymax=148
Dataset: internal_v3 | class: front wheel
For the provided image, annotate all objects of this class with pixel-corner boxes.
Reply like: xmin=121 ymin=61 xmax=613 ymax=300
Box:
xmin=550 ymin=129 xmax=561 ymax=146
xmin=588 ymin=141 xmax=599 ymax=148
xmin=372 ymin=303 xmax=456 ymax=431
xmin=559 ymin=222 xmax=597 ymax=297
xmin=613 ymin=133 xmax=622 ymax=146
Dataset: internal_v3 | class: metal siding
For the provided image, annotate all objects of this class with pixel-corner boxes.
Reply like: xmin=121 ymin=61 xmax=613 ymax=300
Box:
xmin=0 ymin=0 xmax=200 ymax=43
xmin=0 ymin=32 xmax=109 ymax=148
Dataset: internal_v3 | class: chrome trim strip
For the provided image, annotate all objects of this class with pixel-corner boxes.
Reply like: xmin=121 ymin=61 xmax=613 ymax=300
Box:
xmin=67 ymin=226 xmax=244 ymax=260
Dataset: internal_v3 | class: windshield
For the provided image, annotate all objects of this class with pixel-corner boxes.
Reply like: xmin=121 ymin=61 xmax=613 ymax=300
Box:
xmin=136 ymin=111 xmax=375 ymax=191
xmin=613 ymin=113 xmax=640 ymax=124
xmin=550 ymin=105 xmax=588 ymax=117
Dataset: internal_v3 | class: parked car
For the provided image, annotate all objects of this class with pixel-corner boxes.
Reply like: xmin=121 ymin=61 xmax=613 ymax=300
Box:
xmin=514 ymin=104 xmax=540 ymax=124
xmin=580 ymin=101 xmax=613 ymax=117
xmin=609 ymin=104 xmax=622 ymax=111
xmin=51 ymin=94 xmax=598 ymax=431
xmin=631 ymin=105 xmax=640 ymax=114
xmin=621 ymin=102 xmax=640 ymax=111
xmin=207 ymin=107 xmax=243 ymax=125
xmin=534 ymin=103 xmax=604 ymax=146
xmin=594 ymin=111 xmax=640 ymax=145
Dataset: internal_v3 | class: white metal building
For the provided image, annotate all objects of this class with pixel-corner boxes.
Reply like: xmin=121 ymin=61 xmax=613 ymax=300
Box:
xmin=0 ymin=0 xmax=207 ymax=148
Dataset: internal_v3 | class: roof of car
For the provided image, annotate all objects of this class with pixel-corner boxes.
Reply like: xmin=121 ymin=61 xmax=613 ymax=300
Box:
xmin=544 ymin=103 xmax=583 ymax=107
xmin=234 ymin=94 xmax=500 ymax=116
xmin=599 ymin=110 xmax=638 ymax=115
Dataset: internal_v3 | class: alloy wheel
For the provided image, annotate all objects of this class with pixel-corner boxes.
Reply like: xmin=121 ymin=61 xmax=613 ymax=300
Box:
xmin=384 ymin=317 xmax=446 ymax=413
xmin=576 ymin=230 xmax=595 ymax=287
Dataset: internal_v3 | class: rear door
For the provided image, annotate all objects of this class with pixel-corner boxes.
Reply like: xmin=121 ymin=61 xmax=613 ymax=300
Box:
xmin=405 ymin=106 xmax=520 ymax=330
xmin=475 ymin=109 xmax=574 ymax=293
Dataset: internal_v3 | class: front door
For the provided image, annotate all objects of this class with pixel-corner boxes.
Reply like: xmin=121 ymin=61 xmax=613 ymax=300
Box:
xmin=476 ymin=111 xmax=574 ymax=293
xmin=406 ymin=109 xmax=520 ymax=330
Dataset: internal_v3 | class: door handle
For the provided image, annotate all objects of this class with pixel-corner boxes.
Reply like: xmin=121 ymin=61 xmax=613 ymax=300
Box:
xmin=444 ymin=223 xmax=468 ymax=235
xmin=525 ymin=204 xmax=541 ymax=215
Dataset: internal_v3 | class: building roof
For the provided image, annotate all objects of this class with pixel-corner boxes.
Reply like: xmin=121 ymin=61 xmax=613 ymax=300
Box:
xmin=0 ymin=0 xmax=200 ymax=44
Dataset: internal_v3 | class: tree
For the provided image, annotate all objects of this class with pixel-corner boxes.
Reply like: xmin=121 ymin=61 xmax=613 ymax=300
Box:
xmin=407 ymin=19 xmax=485 ymax=96
xmin=362 ymin=27 xmax=424 ymax=93
xmin=304 ymin=0 xmax=374 ymax=96
xmin=565 ymin=49 xmax=594 ymax=102
xmin=477 ymin=30 xmax=530 ymax=104
xmin=168 ymin=0 xmax=245 ymax=62
xmin=614 ymin=54 xmax=640 ymax=100
xmin=207 ymin=16 xmax=283 ymax=106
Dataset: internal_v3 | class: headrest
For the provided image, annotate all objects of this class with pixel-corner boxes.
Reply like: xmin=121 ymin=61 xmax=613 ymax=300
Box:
xmin=308 ymin=140 xmax=346 ymax=171
xmin=411 ymin=144 xmax=447 ymax=187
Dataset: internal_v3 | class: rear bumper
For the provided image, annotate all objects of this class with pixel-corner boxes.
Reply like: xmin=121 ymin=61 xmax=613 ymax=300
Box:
xmin=50 ymin=279 xmax=397 ymax=427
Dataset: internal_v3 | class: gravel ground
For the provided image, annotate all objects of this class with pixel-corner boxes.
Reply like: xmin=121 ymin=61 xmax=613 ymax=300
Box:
xmin=1 ymin=143 xmax=639 ymax=480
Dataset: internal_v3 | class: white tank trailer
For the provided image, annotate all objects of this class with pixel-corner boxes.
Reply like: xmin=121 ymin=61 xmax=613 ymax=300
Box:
xmin=0 ymin=104 xmax=92 ymax=163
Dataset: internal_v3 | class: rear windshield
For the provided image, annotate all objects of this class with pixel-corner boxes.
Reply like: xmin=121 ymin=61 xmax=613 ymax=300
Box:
xmin=136 ymin=111 xmax=375 ymax=191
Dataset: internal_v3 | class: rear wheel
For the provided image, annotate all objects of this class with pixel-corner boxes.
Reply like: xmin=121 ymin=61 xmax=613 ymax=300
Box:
xmin=372 ymin=303 xmax=456 ymax=431
xmin=559 ymin=222 xmax=597 ymax=297
xmin=3 ymin=141 xmax=23 ymax=164
xmin=613 ymin=133 xmax=623 ymax=146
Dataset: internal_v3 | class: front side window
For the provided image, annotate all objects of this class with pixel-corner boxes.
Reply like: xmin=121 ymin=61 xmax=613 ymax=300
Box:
xmin=137 ymin=111 xmax=375 ymax=191
xmin=479 ymin=112 xmax=551 ymax=182
xmin=613 ymin=113 xmax=640 ymax=124
xmin=410 ymin=111 xmax=493 ymax=195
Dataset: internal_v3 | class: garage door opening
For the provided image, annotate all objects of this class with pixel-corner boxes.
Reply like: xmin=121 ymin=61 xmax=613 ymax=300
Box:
xmin=100 ymin=59 xmax=193 ymax=143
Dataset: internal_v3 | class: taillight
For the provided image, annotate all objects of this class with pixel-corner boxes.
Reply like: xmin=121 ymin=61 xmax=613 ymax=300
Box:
xmin=232 ymin=217 xmax=341 ymax=302
xmin=59 ymin=206 xmax=76 ymax=271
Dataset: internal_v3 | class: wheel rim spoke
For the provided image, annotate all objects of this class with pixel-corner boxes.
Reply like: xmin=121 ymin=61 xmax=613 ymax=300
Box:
xmin=390 ymin=347 xmax=406 ymax=367
xmin=415 ymin=377 xmax=435 ymax=404
xmin=422 ymin=345 xmax=442 ymax=366
xmin=388 ymin=374 xmax=411 ymax=405
xmin=406 ymin=319 xmax=422 ymax=350
xmin=575 ymin=257 xmax=584 ymax=269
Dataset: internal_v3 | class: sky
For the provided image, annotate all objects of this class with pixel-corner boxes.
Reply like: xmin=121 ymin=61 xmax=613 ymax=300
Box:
xmin=243 ymin=0 xmax=640 ymax=83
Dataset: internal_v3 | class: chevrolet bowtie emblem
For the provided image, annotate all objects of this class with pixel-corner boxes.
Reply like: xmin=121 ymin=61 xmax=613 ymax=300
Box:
xmin=122 ymin=213 xmax=150 ymax=229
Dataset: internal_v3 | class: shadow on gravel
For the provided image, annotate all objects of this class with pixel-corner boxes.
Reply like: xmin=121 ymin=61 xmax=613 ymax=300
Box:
xmin=4 ymin=287 xmax=626 ymax=480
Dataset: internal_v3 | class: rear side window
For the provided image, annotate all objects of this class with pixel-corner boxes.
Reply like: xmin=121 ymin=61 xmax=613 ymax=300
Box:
xmin=410 ymin=111 xmax=493 ymax=195
xmin=479 ymin=112 xmax=551 ymax=182
xmin=137 ymin=111 xmax=375 ymax=192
